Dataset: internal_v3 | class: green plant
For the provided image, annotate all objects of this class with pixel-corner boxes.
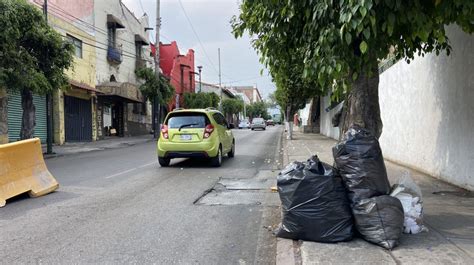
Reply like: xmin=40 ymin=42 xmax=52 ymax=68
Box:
xmin=0 ymin=0 xmax=74 ymax=139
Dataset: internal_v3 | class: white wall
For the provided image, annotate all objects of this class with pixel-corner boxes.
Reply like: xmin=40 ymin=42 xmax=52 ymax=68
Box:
xmin=379 ymin=25 xmax=474 ymax=190
xmin=319 ymin=95 xmax=342 ymax=140
xmin=94 ymin=0 xmax=152 ymax=85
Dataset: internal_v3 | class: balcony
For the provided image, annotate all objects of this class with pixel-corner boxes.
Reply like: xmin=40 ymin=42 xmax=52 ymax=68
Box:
xmin=107 ymin=46 xmax=122 ymax=64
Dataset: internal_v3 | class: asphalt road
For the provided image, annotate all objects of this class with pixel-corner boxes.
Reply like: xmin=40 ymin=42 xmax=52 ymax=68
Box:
xmin=0 ymin=125 xmax=283 ymax=264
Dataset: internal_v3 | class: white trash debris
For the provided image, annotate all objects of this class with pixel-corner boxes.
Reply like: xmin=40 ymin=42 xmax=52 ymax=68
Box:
xmin=390 ymin=171 xmax=428 ymax=234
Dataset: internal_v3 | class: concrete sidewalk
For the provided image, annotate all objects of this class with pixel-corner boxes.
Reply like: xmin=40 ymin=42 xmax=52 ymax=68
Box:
xmin=277 ymin=130 xmax=474 ymax=265
xmin=42 ymin=135 xmax=155 ymax=158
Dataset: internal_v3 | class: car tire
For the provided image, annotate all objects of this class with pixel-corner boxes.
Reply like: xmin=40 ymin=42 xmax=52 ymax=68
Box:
xmin=228 ymin=140 xmax=235 ymax=158
xmin=251 ymin=128 xmax=254 ymax=131
xmin=210 ymin=145 xmax=222 ymax=167
xmin=158 ymin=157 xmax=170 ymax=167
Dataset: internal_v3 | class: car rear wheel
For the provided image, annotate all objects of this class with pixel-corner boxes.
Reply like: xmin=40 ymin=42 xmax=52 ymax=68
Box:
xmin=210 ymin=146 xmax=222 ymax=167
xmin=228 ymin=140 xmax=235 ymax=158
xmin=158 ymin=157 xmax=170 ymax=167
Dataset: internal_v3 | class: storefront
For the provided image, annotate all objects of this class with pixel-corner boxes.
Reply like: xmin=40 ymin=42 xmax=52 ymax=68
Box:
xmin=96 ymin=81 xmax=144 ymax=138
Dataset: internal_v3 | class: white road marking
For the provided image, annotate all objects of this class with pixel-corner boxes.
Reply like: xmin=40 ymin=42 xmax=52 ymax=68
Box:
xmin=104 ymin=161 xmax=156 ymax=179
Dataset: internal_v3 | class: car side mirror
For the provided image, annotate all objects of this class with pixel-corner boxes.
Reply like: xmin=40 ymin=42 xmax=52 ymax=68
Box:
xmin=228 ymin=123 xmax=235 ymax=129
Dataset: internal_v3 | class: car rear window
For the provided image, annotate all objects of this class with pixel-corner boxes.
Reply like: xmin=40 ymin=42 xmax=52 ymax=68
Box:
xmin=166 ymin=112 xmax=209 ymax=129
xmin=253 ymin=118 xmax=264 ymax=124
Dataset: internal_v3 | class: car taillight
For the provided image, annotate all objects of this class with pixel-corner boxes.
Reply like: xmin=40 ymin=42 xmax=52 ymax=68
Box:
xmin=203 ymin=124 xmax=214 ymax=139
xmin=161 ymin=124 xmax=169 ymax=139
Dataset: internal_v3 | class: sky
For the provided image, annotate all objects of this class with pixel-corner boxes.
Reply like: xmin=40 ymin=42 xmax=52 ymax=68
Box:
xmin=121 ymin=0 xmax=274 ymax=99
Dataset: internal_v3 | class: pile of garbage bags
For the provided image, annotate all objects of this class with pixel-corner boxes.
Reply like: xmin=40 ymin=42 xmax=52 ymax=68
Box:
xmin=276 ymin=156 xmax=353 ymax=242
xmin=276 ymin=126 xmax=424 ymax=250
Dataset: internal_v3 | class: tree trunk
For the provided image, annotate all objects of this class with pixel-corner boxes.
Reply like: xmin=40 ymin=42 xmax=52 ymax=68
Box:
xmin=20 ymin=89 xmax=36 ymax=140
xmin=0 ymin=88 xmax=8 ymax=144
xmin=285 ymin=105 xmax=294 ymax=140
xmin=339 ymin=63 xmax=382 ymax=140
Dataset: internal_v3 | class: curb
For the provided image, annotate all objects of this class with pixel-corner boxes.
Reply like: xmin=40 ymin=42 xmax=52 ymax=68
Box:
xmin=275 ymin=128 xmax=301 ymax=265
xmin=43 ymin=138 xmax=155 ymax=159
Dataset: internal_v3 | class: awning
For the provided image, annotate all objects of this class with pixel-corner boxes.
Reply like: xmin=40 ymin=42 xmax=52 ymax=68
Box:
xmin=96 ymin=82 xmax=143 ymax=103
xmin=69 ymin=79 xmax=101 ymax=93
xmin=107 ymin=14 xmax=125 ymax=29
xmin=135 ymin=34 xmax=149 ymax=45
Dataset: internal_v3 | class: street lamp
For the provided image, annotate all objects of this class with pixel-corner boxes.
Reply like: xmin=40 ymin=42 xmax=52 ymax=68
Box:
xmin=197 ymin=65 xmax=202 ymax=93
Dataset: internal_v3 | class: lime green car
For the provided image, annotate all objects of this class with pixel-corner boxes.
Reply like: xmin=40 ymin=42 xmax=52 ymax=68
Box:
xmin=157 ymin=108 xmax=235 ymax=167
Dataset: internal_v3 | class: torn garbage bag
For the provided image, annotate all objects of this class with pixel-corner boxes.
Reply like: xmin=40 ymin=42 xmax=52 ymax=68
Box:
xmin=333 ymin=126 xmax=391 ymax=203
xmin=276 ymin=156 xmax=353 ymax=242
xmin=352 ymin=195 xmax=404 ymax=249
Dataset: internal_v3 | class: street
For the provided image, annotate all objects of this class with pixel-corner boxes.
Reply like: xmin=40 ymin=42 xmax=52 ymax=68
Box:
xmin=0 ymin=126 xmax=283 ymax=264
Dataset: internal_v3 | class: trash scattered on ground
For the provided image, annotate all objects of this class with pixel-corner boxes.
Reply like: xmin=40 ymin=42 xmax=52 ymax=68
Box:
xmin=333 ymin=126 xmax=391 ymax=204
xmin=275 ymin=156 xmax=353 ymax=243
xmin=390 ymin=171 xmax=427 ymax=234
xmin=352 ymin=195 xmax=404 ymax=249
xmin=270 ymin=186 xmax=278 ymax=192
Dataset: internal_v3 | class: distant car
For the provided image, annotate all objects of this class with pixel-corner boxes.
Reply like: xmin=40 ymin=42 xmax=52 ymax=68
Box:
xmin=238 ymin=119 xmax=250 ymax=129
xmin=266 ymin=119 xmax=275 ymax=126
xmin=157 ymin=108 xmax=235 ymax=167
xmin=251 ymin=118 xmax=266 ymax=130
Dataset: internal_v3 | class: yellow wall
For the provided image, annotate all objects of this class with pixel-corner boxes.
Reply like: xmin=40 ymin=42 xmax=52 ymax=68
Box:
xmin=49 ymin=14 xmax=98 ymax=144
xmin=50 ymin=16 xmax=96 ymax=87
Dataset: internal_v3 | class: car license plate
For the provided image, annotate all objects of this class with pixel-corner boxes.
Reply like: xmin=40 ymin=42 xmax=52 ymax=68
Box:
xmin=180 ymin=134 xmax=192 ymax=140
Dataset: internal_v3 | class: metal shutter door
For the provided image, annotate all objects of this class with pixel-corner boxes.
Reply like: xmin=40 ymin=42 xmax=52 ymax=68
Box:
xmin=8 ymin=91 xmax=47 ymax=143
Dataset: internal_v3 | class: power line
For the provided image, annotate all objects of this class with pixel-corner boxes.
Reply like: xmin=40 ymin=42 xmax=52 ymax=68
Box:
xmin=177 ymin=0 xmax=219 ymax=76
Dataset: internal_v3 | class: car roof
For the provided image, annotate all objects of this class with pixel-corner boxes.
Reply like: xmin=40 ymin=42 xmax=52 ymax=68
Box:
xmin=170 ymin=108 xmax=221 ymax=114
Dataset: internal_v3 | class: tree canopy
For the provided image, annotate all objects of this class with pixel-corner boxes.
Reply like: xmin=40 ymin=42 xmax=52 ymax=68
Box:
xmin=183 ymin=92 xmax=219 ymax=109
xmin=221 ymin=98 xmax=244 ymax=116
xmin=233 ymin=0 xmax=473 ymax=99
xmin=232 ymin=0 xmax=473 ymax=137
xmin=0 ymin=0 xmax=74 ymax=94
xmin=246 ymin=101 xmax=268 ymax=119
xmin=135 ymin=67 xmax=174 ymax=105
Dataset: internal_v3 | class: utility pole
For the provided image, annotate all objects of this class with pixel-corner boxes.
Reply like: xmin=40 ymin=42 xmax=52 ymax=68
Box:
xmin=154 ymin=0 xmax=161 ymax=139
xmin=218 ymin=48 xmax=222 ymax=109
xmin=44 ymin=0 xmax=53 ymax=154
xmin=197 ymin=66 xmax=202 ymax=93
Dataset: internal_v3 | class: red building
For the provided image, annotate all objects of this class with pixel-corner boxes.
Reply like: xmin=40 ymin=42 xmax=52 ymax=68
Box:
xmin=152 ymin=41 xmax=195 ymax=111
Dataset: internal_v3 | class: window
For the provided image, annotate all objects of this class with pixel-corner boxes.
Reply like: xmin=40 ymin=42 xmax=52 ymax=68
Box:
xmin=108 ymin=27 xmax=116 ymax=47
xmin=166 ymin=113 xmax=209 ymax=129
xmin=66 ymin=34 xmax=82 ymax=58
xmin=213 ymin=113 xmax=227 ymax=127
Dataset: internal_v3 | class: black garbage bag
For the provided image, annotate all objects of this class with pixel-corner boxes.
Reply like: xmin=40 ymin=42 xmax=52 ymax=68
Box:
xmin=276 ymin=156 xmax=353 ymax=242
xmin=352 ymin=195 xmax=404 ymax=249
xmin=333 ymin=126 xmax=391 ymax=203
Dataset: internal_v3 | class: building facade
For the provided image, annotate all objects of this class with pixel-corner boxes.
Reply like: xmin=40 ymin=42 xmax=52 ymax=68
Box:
xmin=158 ymin=41 xmax=195 ymax=110
xmin=94 ymin=0 xmax=153 ymax=138
xmin=231 ymin=86 xmax=263 ymax=103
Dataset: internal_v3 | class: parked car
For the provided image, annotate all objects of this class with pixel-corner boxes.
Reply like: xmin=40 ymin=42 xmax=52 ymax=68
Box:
xmin=157 ymin=108 xmax=235 ymax=167
xmin=238 ymin=119 xmax=250 ymax=129
xmin=266 ymin=119 xmax=275 ymax=126
xmin=251 ymin=118 xmax=266 ymax=130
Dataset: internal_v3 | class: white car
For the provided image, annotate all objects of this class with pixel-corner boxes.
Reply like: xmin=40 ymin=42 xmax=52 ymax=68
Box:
xmin=238 ymin=119 xmax=250 ymax=129
xmin=251 ymin=118 xmax=266 ymax=130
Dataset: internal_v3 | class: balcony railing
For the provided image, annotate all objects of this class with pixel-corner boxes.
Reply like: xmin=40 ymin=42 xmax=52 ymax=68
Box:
xmin=107 ymin=46 xmax=122 ymax=64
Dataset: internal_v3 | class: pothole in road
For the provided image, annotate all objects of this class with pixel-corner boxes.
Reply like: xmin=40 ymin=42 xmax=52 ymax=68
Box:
xmin=194 ymin=177 xmax=279 ymax=206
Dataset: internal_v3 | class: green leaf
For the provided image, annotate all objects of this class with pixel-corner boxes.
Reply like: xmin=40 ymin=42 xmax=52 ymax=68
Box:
xmin=345 ymin=32 xmax=352 ymax=45
xmin=369 ymin=15 xmax=376 ymax=27
xmin=359 ymin=41 xmax=368 ymax=53
xmin=388 ymin=13 xmax=395 ymax=28
xmin=336 ymin=63 xmax=342 ymax=72
xmin=352 ymin=72 xmax=358 ymax=81
xmin=363 ymin=27 xmax=371 ymax=39
xmin=359 ymin=7 xmax=367 ymax=17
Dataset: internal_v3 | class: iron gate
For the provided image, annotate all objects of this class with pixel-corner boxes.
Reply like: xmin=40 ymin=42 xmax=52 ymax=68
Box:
xmin=64 ymin=96 xmax=92 ymax=142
